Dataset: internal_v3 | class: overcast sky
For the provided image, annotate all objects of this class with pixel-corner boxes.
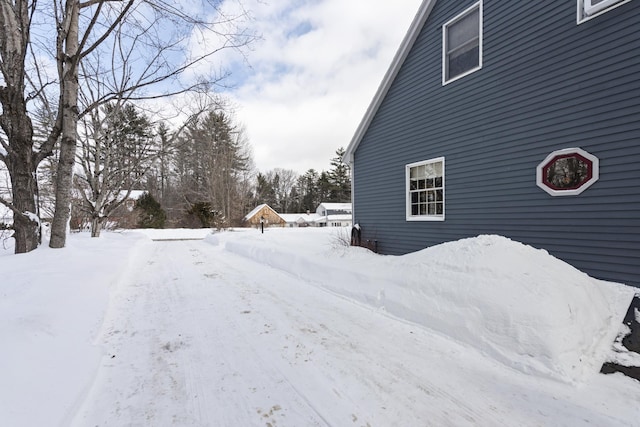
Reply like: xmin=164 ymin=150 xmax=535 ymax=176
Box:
xmin=216 ymin=0 xmax=423 ymax=174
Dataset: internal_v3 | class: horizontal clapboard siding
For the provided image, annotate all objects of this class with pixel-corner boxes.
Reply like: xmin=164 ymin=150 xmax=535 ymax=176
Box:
xmin=353 ymin=0 xmax=640 ymax=287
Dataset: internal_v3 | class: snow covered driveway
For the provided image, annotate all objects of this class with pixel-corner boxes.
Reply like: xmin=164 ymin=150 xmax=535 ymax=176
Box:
xmin=69 ymin=237 xmax=638 ymax=427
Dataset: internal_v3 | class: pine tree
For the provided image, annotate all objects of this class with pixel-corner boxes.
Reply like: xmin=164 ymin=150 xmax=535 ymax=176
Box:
xmin=136 ymin=193 xmax=166 ymax=229
xmin=296 ymin=169 xmax=320 ymax=212
xmin=328 ymin=147 xmax=351 ymax=202
xmin=173 ymin=110 xmax=252 ymax=227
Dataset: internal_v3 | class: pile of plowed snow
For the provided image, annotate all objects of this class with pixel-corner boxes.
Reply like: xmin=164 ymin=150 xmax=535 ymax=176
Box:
xmin=208 ymin=229 xmax=635 ymax=383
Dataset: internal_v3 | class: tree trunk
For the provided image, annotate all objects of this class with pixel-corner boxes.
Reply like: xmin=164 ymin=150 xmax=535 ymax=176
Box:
xmin=0 ymin=1 xmax=40 ymax=253
xmin=50 ymin=1 xmax=80 ymax=249
xmin=91 ymin=216 xmax=102 ymax=237
xmin=49 ymin=126 xmax=77 ymax=247
xmin=6 ymin=134 xmax=40 ymax=253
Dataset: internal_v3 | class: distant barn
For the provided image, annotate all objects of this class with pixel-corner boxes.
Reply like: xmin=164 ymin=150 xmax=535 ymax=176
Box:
xmin=243 ymin=204 xmax=286 ymax=228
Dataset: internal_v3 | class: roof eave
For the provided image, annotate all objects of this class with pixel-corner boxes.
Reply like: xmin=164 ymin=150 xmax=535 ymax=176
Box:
xmin=343 ymin=0 xmax=438 ymax=164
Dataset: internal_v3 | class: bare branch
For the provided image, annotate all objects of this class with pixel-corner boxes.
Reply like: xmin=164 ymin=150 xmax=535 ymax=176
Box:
xmin=78 ymin=1 xmax=135 ymax=61
xmin=0 ymin=195 xmax=28 ymax=221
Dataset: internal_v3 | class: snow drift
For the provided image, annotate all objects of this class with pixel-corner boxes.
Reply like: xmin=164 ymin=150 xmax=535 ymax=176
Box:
xmin=0 ymin=232 xmax=151 ymax=425
xmin=209 ymin=229 xmax=635 ymax=384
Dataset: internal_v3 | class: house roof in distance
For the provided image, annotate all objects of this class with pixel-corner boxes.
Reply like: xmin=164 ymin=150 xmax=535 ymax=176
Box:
xmin=318 ymin=202 xmax=352 ymax=211
xmin=279 ymin=213 xmax=322 ymax=224
xmin=243 ymin=204 xmax=285 ymax=222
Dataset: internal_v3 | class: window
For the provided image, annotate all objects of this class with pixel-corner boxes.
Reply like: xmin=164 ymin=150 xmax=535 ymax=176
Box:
xmin=406 ymin=158 xmax=445 ymax=221
xmin=536 ymin=148 xmax=599 ymax=196
xmin=443 ymin=2 xmax=482 ymax=85
xmin=578 ymin=0 xmax=631 ymax=22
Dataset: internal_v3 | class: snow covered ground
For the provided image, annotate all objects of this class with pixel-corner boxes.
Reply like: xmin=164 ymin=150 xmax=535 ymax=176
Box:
xmin=1 ymin=227 xmax=638 ymax=426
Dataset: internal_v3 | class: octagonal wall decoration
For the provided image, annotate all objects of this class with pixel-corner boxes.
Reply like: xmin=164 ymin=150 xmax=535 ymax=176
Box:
xmin=536 ymin=148 xmax=599 ymax=196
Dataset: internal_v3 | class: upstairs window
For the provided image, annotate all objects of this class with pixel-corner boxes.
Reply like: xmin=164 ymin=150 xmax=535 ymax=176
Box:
xmin=443 ymin=2 xmax=482 ymax=85
xmin=578 ymin=0 xmax=631 ymax=22
xmin=406 ymin=158 xmax=445 ymax=221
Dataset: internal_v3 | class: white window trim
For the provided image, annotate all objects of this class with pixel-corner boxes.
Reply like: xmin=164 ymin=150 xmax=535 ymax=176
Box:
xmin=406 ymin=157 xmax=445 ymax=222
xmin=536 ymin=148 xmax=599 ymax=196
xmin=442 ymin=1 xmax=483 ymax=86
xmin=577 ymin=0 xmax=632 ymax=24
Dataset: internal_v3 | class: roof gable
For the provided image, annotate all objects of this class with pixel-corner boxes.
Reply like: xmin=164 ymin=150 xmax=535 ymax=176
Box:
xmin=343 ymin=0 xmax=437 ymax=163
xmin=243 ymin=204 xmax=281 ymax=221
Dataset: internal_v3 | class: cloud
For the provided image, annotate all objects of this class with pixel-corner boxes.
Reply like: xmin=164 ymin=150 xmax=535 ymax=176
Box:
xmin=217 ymin=0 xmax=423 ymax=173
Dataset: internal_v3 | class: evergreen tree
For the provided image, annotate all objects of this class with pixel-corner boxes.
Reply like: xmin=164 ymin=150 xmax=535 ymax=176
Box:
xmin=328 ymin=147 xmax=351 ymax=202
xmin=136 ymin=193 xmax=166 ymax=229
xmin=173 ymin=110 xmax=252 ymax=227
xmin=155 ymin=121 xmax=173 ymax=203
xmin=255 ymin=173 xmax=277 ymax=207
xmin=187 ymin=201 xmax=217 ymax=228
xmin=317 ymin=171 xmax=333 ymax=203
xmin=296 ymin=169 xmax=320 ymax=212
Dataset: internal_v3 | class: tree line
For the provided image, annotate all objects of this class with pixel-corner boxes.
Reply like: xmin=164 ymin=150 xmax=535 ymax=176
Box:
xmin=0 ymin=1 xmax=351 ymax=252
xmin=0 ymin=0 xmax=256 ymax=253
xmin=4 ymin=95 xmax=351 ymax=237
xmin=65 ymin=102 xmax=351 ymax=232
xmin=254 ymin=148 xmax=351 ymax=214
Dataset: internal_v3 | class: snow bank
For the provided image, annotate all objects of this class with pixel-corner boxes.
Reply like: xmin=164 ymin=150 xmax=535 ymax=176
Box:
xmin=208 ymin=228 xmax=635 ymax=384
xmin=0 ymin=232 xmax=150 ymax=426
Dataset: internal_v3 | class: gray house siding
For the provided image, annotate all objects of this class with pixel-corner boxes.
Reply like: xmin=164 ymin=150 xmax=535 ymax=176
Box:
xmin=351 ymin=0 xmax=640 ymax=287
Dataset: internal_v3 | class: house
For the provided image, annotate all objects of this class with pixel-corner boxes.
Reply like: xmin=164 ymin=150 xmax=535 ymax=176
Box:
xmin=279 ymin=203 xmax=352 ymax=228
xmin=109 ymin=190 xmax=147 ymax=229
xmin=315 ymin=202 xmax=352 ymax=227
xmin=343 ymin=0 xmax=640 ymax=287
xmin=279 ymin=212 xmax=322 ymax=227
xmin=243 ymin=204 xmax=286 ymax=228
xmin=244 ymin=203 xmax=353 ymax=228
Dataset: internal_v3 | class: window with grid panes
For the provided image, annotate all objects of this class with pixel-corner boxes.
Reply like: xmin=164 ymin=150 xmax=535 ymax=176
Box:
xmin=407 ymin=158 xmax=444 ymax=221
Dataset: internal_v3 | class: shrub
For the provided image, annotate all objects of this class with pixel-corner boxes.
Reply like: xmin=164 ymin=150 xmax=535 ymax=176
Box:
xmin=136 ymin=193 xmax=166 ymax=228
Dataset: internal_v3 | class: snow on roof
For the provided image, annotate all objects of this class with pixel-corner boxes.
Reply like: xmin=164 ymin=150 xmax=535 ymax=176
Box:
xmin=279 ymin=213 xmax=322 ymax=223
xmin=118 ymin=190 xmax=146 ymax=201
xmin=243 ymin=204 xmax=274 ymax=221
xmin=318 ymin=202 xmax=352 ymax=210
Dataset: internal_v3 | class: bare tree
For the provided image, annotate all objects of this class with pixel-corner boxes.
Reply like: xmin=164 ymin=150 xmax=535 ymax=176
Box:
xmin=259 ymin=168 xmax=298 ymax=213
xmin=0 ymin=0 xmax=256 ymax=252
xmin=75 ymin=102 xmax=156 ymax=237
xmin=272 ymin=168 xmax=298 ymax=213
xmin=0 ymin=1 xmax=43 ymax=252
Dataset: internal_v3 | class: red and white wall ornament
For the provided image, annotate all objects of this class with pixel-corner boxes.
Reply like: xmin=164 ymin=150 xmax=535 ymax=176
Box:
xmin=536 ymin=148 xmax=599 ymax=196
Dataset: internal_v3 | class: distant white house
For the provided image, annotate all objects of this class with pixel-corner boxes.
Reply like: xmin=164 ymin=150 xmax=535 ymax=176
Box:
xmin=315 ymin=202 xmax=352 ymax=227
xmin=279 ymin=212 xmax=322 ymax=228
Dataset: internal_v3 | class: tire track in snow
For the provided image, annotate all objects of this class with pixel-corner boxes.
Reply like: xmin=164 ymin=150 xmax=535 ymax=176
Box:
xmin=205 ymin=242 xmax=513 ymax=427
xmin=72 ymin=240 xmax=333 ymax=426
xmin=72 ymin=239 xmax=590 ymax=427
